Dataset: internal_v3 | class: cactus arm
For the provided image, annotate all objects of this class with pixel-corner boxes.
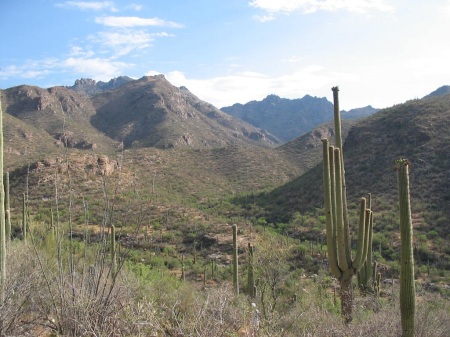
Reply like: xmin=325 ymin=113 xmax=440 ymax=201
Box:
xmin=353 ymin=198 xmax=367 ymax=270
xmin=328 ymin=146 xmax=338 ymax=243
xmin=397 ymin=159 xmax=415 ymax=337
xmin=365 ymin=211 xmax=374 ymax=278
xmin=322 ymin=139 xmax=341 ymax=278
xmin=334 ymin=148 xmax=349 ymax=272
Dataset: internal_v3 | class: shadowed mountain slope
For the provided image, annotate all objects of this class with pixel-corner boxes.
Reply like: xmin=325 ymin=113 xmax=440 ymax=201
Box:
xmin=90 ymin=75 xmax=279 ymax=149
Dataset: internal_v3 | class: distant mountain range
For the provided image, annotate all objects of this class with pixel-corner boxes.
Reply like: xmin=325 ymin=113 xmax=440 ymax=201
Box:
xmin=221 ymin=94 xmax=378 ymax=142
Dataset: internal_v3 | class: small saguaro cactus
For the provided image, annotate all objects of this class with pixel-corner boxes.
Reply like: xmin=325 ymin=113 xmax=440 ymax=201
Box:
xmin=247 ymin=243 xmax=255 ymax=297
xmin=181 ymin=254 xmax=185 ymax=282
xmin=232 ymin=224 xmax=239 ymax=296
xmin=110 ymin=225 xmax=117 ymax=276
xmin=22 ymin=193 xmax=27 ymax=244
xmin=322 ymin=87 xmax=373 ymax=323
xmin=396 ymin=159 xmax=415 ymax=337
xmin=357 ymin=194 xmax=376 ymax=294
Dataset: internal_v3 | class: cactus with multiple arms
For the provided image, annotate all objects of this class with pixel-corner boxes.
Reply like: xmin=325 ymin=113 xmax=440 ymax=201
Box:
xmin=396 ymin=159 xmax=415 ymax=337
xmin=322 ymin=87 xmax=372 ymax=323
xmin=357 ymin=194 xmax=377 ymax=293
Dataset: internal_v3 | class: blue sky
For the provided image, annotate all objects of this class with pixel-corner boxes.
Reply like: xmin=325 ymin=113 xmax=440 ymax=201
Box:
xmin=1 ymin=1 xmax=450 ymax=110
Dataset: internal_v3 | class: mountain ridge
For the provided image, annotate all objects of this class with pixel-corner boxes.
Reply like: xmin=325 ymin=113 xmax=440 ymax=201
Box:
xmin=221 ymin=94 xmax=378 ymax=142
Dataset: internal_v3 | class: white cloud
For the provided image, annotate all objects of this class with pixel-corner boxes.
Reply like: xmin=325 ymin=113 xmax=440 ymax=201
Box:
xmin=125 ymin=4 xmax=143 ymax=11
xmin=162 ymin=66 xmax=339 ymax=109
xmin=249 ymin=0 xmax=394 ymax=15
xmin=89 ymin=30 xmax=172 ymax=58
xmin=56 ymin=1 xmax=117 ymax=11
xmin=95 ymin=16 xmax=182 ymax=28
xmin=93 ymin=30 xmax=154 ymax=57
xmin=64 ymin=57 xmax=131 ymax=81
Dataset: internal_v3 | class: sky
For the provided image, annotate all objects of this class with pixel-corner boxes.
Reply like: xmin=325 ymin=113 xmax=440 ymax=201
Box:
xmin=1 ymin=0 xmax=450 ymax=110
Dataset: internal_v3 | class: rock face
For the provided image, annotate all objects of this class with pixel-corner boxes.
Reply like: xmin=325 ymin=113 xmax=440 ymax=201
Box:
xmin=97 ymin=155 xmax=117 ymax=176
xmin=67 ymin=76 xmax=134 ymax=97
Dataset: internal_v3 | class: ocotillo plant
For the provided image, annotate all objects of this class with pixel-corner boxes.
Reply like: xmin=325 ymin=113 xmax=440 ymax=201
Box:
xmin=232 ymin=224 xmax=239 ymax=296
xmin=247 ymin=242 xmax=255 ymax=297
xmin=396 ymin=159 xmax=415 ymax=337
xmin=322 ymin=87 xmax=372 ymax=323
xmin=0 ymin=96 xmax=5 ymax=303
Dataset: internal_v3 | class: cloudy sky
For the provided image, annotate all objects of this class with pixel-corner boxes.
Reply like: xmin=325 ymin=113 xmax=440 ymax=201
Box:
xmin=1 ymin=1 xmax=449 ymax=110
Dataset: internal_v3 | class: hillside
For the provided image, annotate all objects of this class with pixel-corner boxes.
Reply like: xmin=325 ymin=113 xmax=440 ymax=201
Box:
xmin=90 ymin=75 xmax=279 ymax=149
xmin=244 ymin=94 xmax=450 ymax=255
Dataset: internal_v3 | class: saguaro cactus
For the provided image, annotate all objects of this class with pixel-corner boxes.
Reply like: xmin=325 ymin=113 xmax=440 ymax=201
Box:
xmin=22 ymin=193 xmax=27 ymax=243
xmin=322 ymin=87 xmax=372 ymax=323
xmin=5 ymin=172 xmax=10 ymax=243
xmin=357 ymin=194 xmax=376 ymax=293
xmin=396 ymin=159 xmax=415 ymax=337
xmin=0 ymin=96 xmax=5 ymax=302
xmin=110 ymin=225 xmax=117 ymax=276
xmin=232 ymin=224 xmax=239 ymax=296
xmin=247 ymin=243 xmax=255 ymax=297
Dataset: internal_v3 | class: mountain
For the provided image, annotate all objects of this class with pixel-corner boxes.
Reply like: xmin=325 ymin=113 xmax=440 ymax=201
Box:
xmin=221 ymin=94 xmax=377 ymax=142
xmin=90 ymin=75 xmax=280 ymax=149
xmin=423 ymin=85 xmax=450 ymax=99
xmin=66 ymin=76 xmax=134 ymax=97
xmin=1 ymin=85 xmax=118 ymax=159
xmin=341 ymin=105 xmax=379 ymax=119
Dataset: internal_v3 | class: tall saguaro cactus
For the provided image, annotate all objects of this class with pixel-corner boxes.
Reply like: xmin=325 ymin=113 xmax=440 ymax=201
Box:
xmin=232 ymin=224 xmax=239 ymax=296
xmin=322 ymin=87 xmax=372 ymax=323
xmin=396 ymin=159 xmax=415 ymax=337
xmin=0 ymin=96 xmax=5 ymax=302
xmin=5 ymin=172 xmax=10 ymax=244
